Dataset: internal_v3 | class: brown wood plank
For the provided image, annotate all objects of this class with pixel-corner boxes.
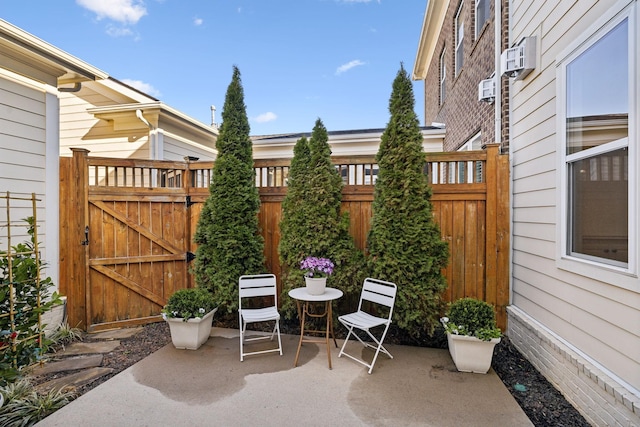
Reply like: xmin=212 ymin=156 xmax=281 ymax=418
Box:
xmin=451 ymin=201 xmax=466 ymax=301
xmin=88 ymin=316 xmax=163 ymax=333
xmin=91 ymin=200 xmax=182 ymax=255
xmin=464 ymin=201 xmax=479 ymax=300
xmin=91 ymin=265 xmax=165 ymax=307
xmin=62 ymin=148 xmax=509 ymax=331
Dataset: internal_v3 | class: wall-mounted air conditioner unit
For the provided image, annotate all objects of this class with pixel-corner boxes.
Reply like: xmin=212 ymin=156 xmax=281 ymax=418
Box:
xmin=501 ymin=36 xmax=536 ymax=80
xmin=478 ymin=77 xmax=495 ymax=103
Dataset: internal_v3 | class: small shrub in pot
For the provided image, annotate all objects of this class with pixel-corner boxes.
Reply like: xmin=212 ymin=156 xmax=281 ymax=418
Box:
xmin=162 ymin=288 xmax=217 ymax=321
xmin=441 ymin=297 xmax=501 ymax=341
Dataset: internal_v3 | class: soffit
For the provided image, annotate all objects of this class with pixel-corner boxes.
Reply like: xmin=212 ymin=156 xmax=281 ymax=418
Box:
xmin=413 ymin=0 xmax=450 ymax=80
xmin=0 ymin=19 xmax=107 ymax=86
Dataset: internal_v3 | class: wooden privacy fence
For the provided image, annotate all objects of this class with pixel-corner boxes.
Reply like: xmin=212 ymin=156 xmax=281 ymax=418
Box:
xmin=59 ymin=144 xmax=509 ymax=332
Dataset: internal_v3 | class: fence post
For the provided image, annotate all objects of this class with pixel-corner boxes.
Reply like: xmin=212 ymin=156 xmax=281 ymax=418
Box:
xmin=483 ymin=143 xmax=509 ymax=331
xmin=61 ymin=148 xmax=90 ymax=330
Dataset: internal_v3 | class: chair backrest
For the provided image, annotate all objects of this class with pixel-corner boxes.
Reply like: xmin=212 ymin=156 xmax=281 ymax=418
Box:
xmin=358 ymin=278 xmax=397 ymax=319
xmin=239 ymin=274 xmax=278 ymax=306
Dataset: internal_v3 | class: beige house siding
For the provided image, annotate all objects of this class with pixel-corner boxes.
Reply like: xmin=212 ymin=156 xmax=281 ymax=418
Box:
xmin=0 ymin=73 xmax=47 ymax=231
xmin=508 ymin=0 xmax=640 ymax=424
xmin=59 ymin=80 xmax=216 ymax=161
xmin=60 ymin=85 xmax=150 ymax=158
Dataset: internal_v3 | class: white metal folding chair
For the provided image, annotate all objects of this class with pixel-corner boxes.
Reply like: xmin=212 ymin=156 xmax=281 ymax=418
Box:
xmin=338 ymin=278 xmax=397 ymax=374
xmin=238 ymin=274 xmax=283 ymax=361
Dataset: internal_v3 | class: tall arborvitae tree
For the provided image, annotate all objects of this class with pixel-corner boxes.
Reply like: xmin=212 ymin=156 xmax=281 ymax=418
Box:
xmin=367 ymin=64 xmax=449 ymax=336
xmin=192 ymin=66 xmax=264 ymax=314
xmin=278 ymin=119 xmax=365 ymax=317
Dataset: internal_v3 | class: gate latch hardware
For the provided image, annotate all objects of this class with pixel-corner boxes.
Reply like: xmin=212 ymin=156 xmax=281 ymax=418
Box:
xmin=81 ymin=226 xmax=89 ymax=246
xmin=185 ymin=195 xmax=195 ymax=208
xmin=186 ymin=251 xmax=196 ymax=262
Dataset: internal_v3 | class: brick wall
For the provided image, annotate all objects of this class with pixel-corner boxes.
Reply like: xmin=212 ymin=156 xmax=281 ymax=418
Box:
xmin=422 ymin=0 xmax=509 ymax=153
xmin=507 ymin=306 xmax=640 ymax=426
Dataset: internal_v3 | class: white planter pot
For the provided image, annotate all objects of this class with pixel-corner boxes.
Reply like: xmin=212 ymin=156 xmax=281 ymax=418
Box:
xmin=447 ymin=333 xmax=500 ymax=374
xmin=165 ymin=307 xmax=217 ymax=350
xmin=42 ymin=296 xmax=67 ymax=334
xmin=305 ymin=277 xmax=327 ymax=295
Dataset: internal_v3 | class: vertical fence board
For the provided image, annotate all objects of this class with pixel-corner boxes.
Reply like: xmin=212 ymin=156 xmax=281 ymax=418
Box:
xmin=61 ymin=148 xmax=510 ymax=331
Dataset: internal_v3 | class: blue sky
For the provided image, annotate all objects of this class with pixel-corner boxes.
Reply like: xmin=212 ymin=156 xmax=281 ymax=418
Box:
xmin=1 ymin=0 xmax=427 ymax=136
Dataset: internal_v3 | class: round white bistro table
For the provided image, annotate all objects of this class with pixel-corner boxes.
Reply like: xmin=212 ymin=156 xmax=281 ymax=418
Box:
xmin=288 ymin=287 xmax=343 ymax=369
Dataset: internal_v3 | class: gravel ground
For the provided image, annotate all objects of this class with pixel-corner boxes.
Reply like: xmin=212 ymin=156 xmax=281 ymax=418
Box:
xmin=35 ymin=321 xmax=590 ymax=426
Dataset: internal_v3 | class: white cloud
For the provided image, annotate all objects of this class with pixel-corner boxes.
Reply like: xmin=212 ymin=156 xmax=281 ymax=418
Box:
xmin=335 ymin=59 xmax=365 ymax=75
xmin=106 ymin=25 xmax=134 ymax=37
xmin=193 ymin=17 xmax=203 ymax=26
xmin=255 ymin=112 xmax=277 ymax=123
xmin=76 ymin=0 xmax=147 ymax=24
xmin=121 ymin=79 xmax=161 ymax=98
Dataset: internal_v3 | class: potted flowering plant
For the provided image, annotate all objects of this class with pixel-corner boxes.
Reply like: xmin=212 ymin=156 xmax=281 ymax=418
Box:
xmin=440 ymin=297 xmax=501 ymax=373
xmin=300 ymin=256 xmax=334 ymax=295
xmin=162 ymin=288 xmax=218 ymax=350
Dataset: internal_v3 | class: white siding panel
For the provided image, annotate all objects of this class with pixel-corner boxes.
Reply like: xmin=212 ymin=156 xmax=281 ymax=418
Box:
xmin=511 ymin=151 xmax=556 ymax=180
xmin=512 ymin=205 xmax=555 ymax=224
xmin=512 ymin=269 xmax=640 ymax=387
xmin=163 ymin=139 xmax=215 ymax=161
xmin=510 ymin=0 xmax=640 ymax=397
xmin=512 ymin=128 xmax=555 ymax=160
xmin=512 ymin=235 xmax=555 ymax=260
xmin=512 ymin=221 xmax=556 ymax=242
xmin=512 ymin=188 xmax=556 ymax=208
xmin=512 ymin=170 xmax=556 ymax=193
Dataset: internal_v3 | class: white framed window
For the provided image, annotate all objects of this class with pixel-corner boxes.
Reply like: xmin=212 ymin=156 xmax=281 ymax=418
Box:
xmin=455 ymin=2 xmax=464 ymax=76
xmin=475 ymin=0 xmax=490 ymax=38
xmin=440 ymin=48 xmax=446 ymax=104
xmin=557 ymin=3 xmax=637 ymax=283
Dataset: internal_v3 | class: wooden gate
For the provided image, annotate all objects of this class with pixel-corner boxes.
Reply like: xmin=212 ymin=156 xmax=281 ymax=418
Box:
xmin=60 ymin=149 xmax=201 ymax=331
xmin=60 ymin=145 xmax=509 ymax=331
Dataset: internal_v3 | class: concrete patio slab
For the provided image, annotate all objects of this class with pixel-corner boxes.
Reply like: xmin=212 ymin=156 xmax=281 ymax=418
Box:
xmin=35 ymin=328 xmax=532 ymax=426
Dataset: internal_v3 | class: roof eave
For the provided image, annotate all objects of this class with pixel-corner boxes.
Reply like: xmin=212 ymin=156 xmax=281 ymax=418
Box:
xmin=412 ymin=0 xmax=450 ymax=81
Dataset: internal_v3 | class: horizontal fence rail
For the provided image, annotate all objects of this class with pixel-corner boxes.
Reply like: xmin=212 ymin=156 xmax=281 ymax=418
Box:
xmin=85 ymin=152 xmax=488 ymax=190
xmin=60 ymin=145 xmax=509 ymax=331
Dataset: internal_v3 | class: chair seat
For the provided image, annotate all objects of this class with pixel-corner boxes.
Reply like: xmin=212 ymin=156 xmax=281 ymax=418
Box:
xmin=337 ymin=278 xmax=397 ymax=374
xmin=241 ymin=306 xmax=280 ymax=323
xmin=338 ymin=311 xmax=388 ymax=330
xmin=239 ymin=274 xmax=283 ymax=362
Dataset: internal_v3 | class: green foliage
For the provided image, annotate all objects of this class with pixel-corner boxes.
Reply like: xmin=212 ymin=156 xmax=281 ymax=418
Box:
xmin=279 ymin=119 xmax=366 ymax=317
xmin=46 ymin=322 xmax=83 ymax=348
xmin=1 ymin=217 xmax=60 ymax=385
xmin=367 ymin=64 xmax=449 ymax=336
xmin=162 ymin=288 xmax=217 ymax=321
xmin=192 ymin=66 xmax=265 ymax=314
xmin=441 ymin=298 xmax=502 ymax=341
xmin=0 ymin=378 xmax=76 ymax=426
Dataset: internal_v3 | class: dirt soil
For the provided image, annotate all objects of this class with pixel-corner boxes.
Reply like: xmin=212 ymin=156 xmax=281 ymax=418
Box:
xmin=33 ymin=321 xmax=590 ymax=427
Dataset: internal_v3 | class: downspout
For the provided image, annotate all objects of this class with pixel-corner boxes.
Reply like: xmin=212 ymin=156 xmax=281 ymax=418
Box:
xmin=136 ymin=109 xmax=162 ymax=160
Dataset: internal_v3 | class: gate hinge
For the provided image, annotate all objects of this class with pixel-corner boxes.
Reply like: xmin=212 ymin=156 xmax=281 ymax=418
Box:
xmin=185 ymin=195 xmax=195 ymax=208
xmin=186 ymin=251 xmax=196 ymax=263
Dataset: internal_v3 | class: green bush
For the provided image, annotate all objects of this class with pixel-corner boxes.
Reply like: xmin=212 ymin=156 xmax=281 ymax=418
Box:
xmin=0 ymin=378 xmax=75 ymax=426
xmin=1 ymin=217 xmax=60 ymax=385
xmin=367 ymin=64 xmax=449 ymax=336
xmin=162 ymin=288 xmax=217 ymax=321
xmin=192 ymin=66 xmax=265 ymax=313
xmin=442 ymin=298 xmax=501 ymax=341
xmin=278 ymin=119 xmax=366 ymax=318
